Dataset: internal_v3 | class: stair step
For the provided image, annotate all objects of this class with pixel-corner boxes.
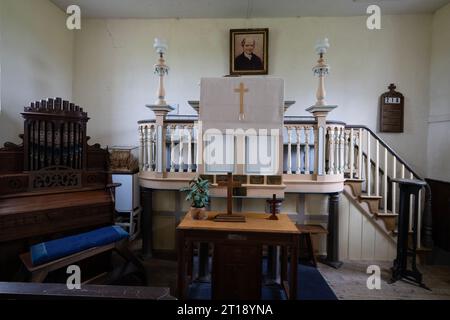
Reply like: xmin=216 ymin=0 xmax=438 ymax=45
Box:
xmin=359 ymin=195 xmax=383 ymax=200
xmin=345 ymin=178 xmax=365 ymax=183
xmin=392 ymin=229 xmax=414 ymax=236
xmin=375 ymin=211 xmax=398 ymax=218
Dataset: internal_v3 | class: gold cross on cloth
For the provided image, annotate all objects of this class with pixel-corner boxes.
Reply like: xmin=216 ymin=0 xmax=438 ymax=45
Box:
xmin=234 ymin=82 xmax=249 ymax=121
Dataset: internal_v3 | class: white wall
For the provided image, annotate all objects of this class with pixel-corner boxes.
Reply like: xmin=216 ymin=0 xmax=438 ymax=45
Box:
xmin=0 ymin=0 xmax=74 ymax=145
xmin=427 ymin=3 xmax=450 ymax=182
xmin=72 ymin=15 xmax=432 ymax=176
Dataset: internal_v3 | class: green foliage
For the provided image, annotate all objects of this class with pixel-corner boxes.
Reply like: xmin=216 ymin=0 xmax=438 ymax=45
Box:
xmin=180 ymin=176 xmax=210 ymax=208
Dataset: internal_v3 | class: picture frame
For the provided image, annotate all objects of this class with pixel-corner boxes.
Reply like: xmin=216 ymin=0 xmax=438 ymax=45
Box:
xmin=229 ymin=28 xmax=269 ymax=75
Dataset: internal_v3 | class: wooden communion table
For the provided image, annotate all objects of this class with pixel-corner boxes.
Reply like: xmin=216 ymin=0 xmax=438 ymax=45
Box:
xmin=176 ymin=212 xmax=300 ymax=300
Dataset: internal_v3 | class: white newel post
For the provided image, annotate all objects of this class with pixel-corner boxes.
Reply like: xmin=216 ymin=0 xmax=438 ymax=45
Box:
xmin=146 ymin=105 xmax=174 ymax=177
xmin=307 ymin=106 xmax=337 ymax=179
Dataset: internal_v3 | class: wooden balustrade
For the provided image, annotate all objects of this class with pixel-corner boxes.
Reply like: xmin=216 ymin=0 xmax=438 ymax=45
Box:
xmin=284 ymin=125 xmax=316 ymax=175
xmin=139 ymin=123 xmax=157 ymax=172
xmin=138 ymin=116 xmax=431 ymax=249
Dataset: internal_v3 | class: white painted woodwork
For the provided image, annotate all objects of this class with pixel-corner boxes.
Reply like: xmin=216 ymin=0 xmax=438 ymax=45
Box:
xmin=287 ymin=127 xmax=292 ymax=174
xmin=340 ymin=192 xmax=396 ymax=261
xmin=328 ymin=126 xmax=335 ymax=175
xmin=305 ymin=127 xmax=310 ymax=174
xmin=358 ymin=128 xmax=363 ymax=179
xmin=366 ymin=131 xmax=371 ymax=196
xmin=409 ymin=171 xmax=414 ymax=232
xmin=392 ymin=157 xmax=397 ymax=214
xmin=339 ymin=127 xmax=345 ymax=174
xmin=384 ymin=147 xmax=388 ymax=213
xmin=344 ymin=129 xmax=350 ymax=171
xmin=139 ymin=126 xmax=144 ymax=171
xmin=418 ymin=189 xmax=422 ymax=249
xmin=375 ymin=140 xmax=380 ymax=196
xmin=179 ymin=126 xmax=184 ymax=172
xmin=170 ymin=125 xmax=176 ymax=172
xmin=349 ymin=128 xmax=354 ymax=178
xmin=187 ymin=126 xmax=193 ymax=173
xmin=296 ymin=126 xmax=301 ymax=174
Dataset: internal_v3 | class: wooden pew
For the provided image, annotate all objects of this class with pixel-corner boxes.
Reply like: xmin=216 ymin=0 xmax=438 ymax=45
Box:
xmin=0 ymin=282 xmax=175 ymax=300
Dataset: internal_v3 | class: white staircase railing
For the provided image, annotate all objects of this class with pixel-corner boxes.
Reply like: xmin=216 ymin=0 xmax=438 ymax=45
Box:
xmin=345 ymin=125 xmax=432 ymax=249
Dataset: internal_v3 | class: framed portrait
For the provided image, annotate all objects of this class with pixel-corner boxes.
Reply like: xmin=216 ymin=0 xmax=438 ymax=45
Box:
xmin=230 ymin=28 xmax=269 ymax=76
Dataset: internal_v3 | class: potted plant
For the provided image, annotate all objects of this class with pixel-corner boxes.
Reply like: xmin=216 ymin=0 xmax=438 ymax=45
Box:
xmin=181 ymin=176 xmax=210 ymax=220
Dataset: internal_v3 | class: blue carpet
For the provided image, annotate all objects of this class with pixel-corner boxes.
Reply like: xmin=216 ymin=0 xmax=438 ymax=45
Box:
xmin=188 ymin=259 xmax=337 ymax=300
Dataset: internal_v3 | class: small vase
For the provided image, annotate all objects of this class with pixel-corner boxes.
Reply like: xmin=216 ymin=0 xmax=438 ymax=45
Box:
xmin=189 ymin=207 xmax=208 ymax=220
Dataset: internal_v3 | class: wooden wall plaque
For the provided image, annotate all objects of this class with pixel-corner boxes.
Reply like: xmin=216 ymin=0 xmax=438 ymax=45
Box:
xmin=380 ymin=84 xmax=404 ymax=133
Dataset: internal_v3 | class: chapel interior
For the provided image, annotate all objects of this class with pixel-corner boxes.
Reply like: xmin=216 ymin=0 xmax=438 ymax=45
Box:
xmin=0 ymin=0 xmax=449 ymax=301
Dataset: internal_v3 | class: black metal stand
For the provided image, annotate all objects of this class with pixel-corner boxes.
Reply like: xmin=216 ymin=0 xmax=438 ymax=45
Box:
xmin=390 ymin=178 xmax=430 ymax=290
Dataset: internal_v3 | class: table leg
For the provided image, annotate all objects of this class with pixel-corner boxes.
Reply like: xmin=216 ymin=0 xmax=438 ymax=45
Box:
xmin=290 ymin=236 xmax=299 ymax=300
xmin=280 ymin=246 xmax=287 ymax=284
xmin=187 ymin=241 xmax=193 ymax=280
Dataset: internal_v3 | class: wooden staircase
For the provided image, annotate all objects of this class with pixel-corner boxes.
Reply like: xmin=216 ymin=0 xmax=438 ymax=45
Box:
xmin=344 ymin=179 xmax=398 ymax=237
xmin=342 ymin=126 xmax=433 ymax=261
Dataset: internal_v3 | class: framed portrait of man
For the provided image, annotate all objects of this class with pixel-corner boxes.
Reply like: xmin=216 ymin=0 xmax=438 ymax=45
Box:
xmin=230 ymin=28 xmax=269 ymax=75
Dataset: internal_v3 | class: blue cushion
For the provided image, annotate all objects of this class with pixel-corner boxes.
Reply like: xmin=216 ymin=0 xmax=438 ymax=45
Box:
xmin=30 ymin=226 xmax=129 ymax=266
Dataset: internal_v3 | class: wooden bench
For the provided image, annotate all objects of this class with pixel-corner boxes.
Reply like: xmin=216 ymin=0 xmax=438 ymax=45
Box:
xmin=0 ymin=282 xmax=175 ymax=300
xmin=20 ymin=239 xmax=145 ymax=284
xmin=296 ymin=224 xmax=328 ymax=267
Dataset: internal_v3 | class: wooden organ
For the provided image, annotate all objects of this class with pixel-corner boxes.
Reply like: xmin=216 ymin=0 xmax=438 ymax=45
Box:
xmin=0 ymin=98 xmax=115 ymax=280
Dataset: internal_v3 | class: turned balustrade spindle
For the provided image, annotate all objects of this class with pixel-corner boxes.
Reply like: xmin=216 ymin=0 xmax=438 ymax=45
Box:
xmin=179 ymin=126 xmax=185 ymax=172
xmin=296 ymin=127 xmax=302 ymax=174
xmin=327 ymin=127 xmax=334 ymax=175
xmin=366 ymin=131 xmax=371 ymax=196
xmin=384 ymin=147 xmax=388 ymax=213
xmin=287 ymin=127 xmax=293 ymax=174
xmin=392 ymin=157 xmax=397 ymax=214
xmin=375 ymin=139 xmax=380 ymax=196
xmin=170 ymin=125 xmax=176 ymax=172
xmin=349 ymin=128 xmax=355 ymax=178
xmin=358 ymin=128 xmax=363 ymax=179
xmin=187 ymin=126 xmax=193 ymax=173
xmin=305 ymin=127 xmax=310 ymax=174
